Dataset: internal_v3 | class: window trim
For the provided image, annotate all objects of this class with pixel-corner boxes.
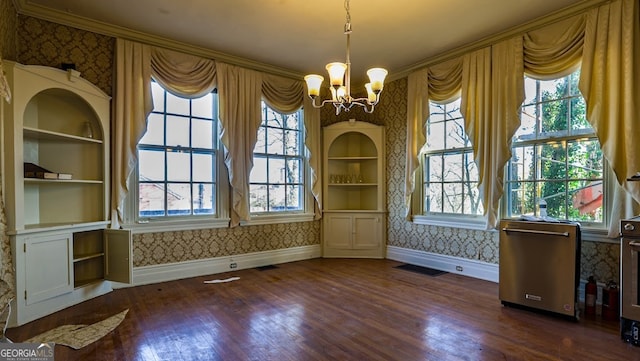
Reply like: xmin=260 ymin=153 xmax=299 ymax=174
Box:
xmin=502 ymin=72 xmax=606 ymax=229
xmin=123 ymin=82 xmax=229 ymax=230
xmin=414 ymin=98 xmax=484 ymax=222
xmin=249 ymin=104 xmax=312 ymax=217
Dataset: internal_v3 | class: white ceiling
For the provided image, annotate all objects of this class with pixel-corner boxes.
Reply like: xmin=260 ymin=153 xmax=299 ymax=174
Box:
xmin=19 ymin=0 xmax=588 ymax=86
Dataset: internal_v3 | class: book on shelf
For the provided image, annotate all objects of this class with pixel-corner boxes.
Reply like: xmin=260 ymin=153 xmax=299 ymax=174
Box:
xmin=24 ymin=162 xmax=72 ymax=180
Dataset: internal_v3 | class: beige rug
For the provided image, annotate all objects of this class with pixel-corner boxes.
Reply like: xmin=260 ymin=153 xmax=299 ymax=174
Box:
xmin=25 ymin=309 xmax=128 ymax=349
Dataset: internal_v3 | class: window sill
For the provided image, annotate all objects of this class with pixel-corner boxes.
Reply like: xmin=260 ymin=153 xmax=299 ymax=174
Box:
xmin=123 ymin=218 xmax=230 ymax=234
xmin=413 ymin=215 xmax=619 ymax=243
xmin=580 ymin=227 xmax=619 ymax=243
xmin=240 ymin=212 xmax=316 ymax=226
xmin=412 ymin=215 xmax=491 ymax=232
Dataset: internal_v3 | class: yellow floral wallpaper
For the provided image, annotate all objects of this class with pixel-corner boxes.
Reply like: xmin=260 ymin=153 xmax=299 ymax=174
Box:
xmin=17 ymin=16 xmax=113 ymax=95
xmin=13 ymin=15 xmax=621 ymax=283
xmin=133 ymin=222 xmax=320 ymax=267
xmin=0 ymin=0 xmax=17 ymax=60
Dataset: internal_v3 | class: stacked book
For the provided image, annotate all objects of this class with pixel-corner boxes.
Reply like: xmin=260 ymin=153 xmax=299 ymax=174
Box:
xmin=24 ymin=162 xmax=72 ymax=180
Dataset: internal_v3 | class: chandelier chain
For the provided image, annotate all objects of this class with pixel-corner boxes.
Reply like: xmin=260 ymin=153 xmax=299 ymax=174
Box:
xmin=344 ymin=0 xmax=351 ymax=30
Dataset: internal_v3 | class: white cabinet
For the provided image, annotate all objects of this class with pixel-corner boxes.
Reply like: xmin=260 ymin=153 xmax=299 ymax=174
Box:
xmin=323 ymin=213 xmax=384 ymax=257
xmin=24 ymin=232 xmax=73 ymax=305
xmin=1 ymin=61 xmax=132 ymax=326
xmin=322 ymin=121 xmax=386 ymax=258
xmin=11 ymin=227 xmax=131 ymax=326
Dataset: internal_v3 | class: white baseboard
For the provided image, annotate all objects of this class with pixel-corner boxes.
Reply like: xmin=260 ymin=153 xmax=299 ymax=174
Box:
xmin=122 ymin=245 xmax=322 ymax=287
xmin=386 ymin=246 xmax=499 ymax=283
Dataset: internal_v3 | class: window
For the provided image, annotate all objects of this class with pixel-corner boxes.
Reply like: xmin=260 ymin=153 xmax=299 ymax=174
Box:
xmin=504 ymin=69 xmax=604 ymax=225
xmin=136 ymin=81 xmax=219 ymax=220
xmin=422 ymin=98 xmax=483 ymax=217
xmin=250 ymin=102 xmax=305 ymax=214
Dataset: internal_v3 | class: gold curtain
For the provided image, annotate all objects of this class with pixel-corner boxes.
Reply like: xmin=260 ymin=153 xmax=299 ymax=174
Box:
xmin=404 ymin=68 xmax=429 ymax=219
xmin=523 ymin=15 xmax=586 ymax=78
xmin=404 ymin=58 xmax=462 ymax=219
xmin=0 ymin=58 xmax=15 ymax=334
xmin=461 ymin=38 xmax=524 ymax=229
xmin=112 ymin=39 xmax=153 ymax=228
xmin=217 ymin=62 xmax=263 ymax=227
xmin=580 ymin=0 xmax=640 ymax=235
xmin=150 ymin=47 xmax=217 ymax=98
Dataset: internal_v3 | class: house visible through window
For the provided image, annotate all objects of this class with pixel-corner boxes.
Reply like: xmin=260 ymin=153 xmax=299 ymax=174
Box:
xmin=504 ymin=68 xmax=604 ymax=225
xmin=422 ymin=98 xmax=483 ymax=217
xmin=250 ymin=102 xmax=305 ymax=213
xmin=137 ymin=81 xmax=219 ymax=219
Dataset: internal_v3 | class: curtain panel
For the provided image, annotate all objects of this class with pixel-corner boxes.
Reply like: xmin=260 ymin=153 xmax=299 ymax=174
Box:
xmin=404 ymin=58 xmax=462 ymax=219
xmin=150 ymin=47 xmax=217 ymax=98
xmin=404 ymin=69 xmax=429 ymax=219
xmin=0 ymin=58 xmax=15 ymax=328
xmin=580 ymin=0 xmax=640 ymax=235
xmin=461 ymin=38 xmax=524 ymax=230
xmin=112 ymin=39 xmax=153 ymax=228
xmin=217 ymin=62 xmax=263 ymax=227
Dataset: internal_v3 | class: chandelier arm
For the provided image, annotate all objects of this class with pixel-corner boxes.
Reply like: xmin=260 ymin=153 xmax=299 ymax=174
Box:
xmin=303 ymin=0 xmax=386 ymax=116
xmin=348 ymin=99 xmax=375 ymax=113
xmin=309 ymin=96 xmax=340 ymax=109
xmin=351 ymin=96 xmax=378 ymax=105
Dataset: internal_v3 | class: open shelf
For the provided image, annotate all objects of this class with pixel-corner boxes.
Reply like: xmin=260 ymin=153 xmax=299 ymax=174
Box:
xmin=24 ymin=127 xmax=103 ymax=144
xmin=73 ymin=252 xmax=105 ymax=263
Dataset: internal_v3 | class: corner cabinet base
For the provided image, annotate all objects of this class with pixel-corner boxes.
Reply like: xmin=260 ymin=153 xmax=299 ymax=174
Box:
xmin=8 ymin=224 xmax=132 ymax=327
xmin=322 ymin=212 xmax=386 ymax=259
xmin=9 ymin=281 xmax=113 ymax=327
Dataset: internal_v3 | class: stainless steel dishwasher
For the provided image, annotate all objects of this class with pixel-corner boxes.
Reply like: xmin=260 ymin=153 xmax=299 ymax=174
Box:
xmin=499 ymin=220 xmax=581 ymax=320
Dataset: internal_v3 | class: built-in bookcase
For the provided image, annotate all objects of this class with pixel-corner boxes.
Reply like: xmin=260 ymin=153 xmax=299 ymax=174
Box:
xmin=2 ymin=61 xmax=131 ymax=326
xmin=322 ymin=120 xmax=386 ymax=258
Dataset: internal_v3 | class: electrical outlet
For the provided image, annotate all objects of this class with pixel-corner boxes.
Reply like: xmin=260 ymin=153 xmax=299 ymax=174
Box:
xmin=230 ymin=262 xmax=237 ymax=269
xmin=456 ymin=266 xmax=463 ymax=272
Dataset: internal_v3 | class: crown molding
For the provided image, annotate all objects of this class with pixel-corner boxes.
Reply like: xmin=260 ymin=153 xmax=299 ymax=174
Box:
xmin=14 ymin=0 xmax=610 ymax=85
xmin=389 ymin=0 xmax=610 ymax=83
xmin=13 ymin=0 xmax=304 ymax=80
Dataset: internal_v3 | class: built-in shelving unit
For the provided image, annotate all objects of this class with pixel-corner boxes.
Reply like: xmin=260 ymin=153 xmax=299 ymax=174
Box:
xmin=2 ymin=61 xmax=132 ymax=326
xmin=322 ymin=120 xmax=386 ymax=258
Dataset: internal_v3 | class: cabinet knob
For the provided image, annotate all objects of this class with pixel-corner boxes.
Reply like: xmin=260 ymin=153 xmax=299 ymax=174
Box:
xmin=624 ymin=223 xmax=635 ymax=231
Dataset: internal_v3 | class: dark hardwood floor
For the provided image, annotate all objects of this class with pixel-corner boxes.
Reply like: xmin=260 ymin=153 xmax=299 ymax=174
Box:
xmin=6 ymin=258 xmax=638 ymax=360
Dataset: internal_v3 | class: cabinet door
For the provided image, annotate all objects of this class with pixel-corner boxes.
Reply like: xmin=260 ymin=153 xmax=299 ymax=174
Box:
xmin=25 ymin=233 xmax=73 ymax=305
xmin=104 ymin=229 xmax=132 ymax=284
xmin=352 ymin=215 xmax=381 ymax=249
xmin=324 ymin=215 xmax=353 ymax=249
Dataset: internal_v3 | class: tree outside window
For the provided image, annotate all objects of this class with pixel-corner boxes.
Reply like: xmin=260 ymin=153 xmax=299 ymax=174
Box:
xmin=505 ymin=69 xmax=604 ymax=224
xmin=250 ymin=102 xmax=305 ymax=213
xmin=423 ymin=98 xmax=483 ymax=216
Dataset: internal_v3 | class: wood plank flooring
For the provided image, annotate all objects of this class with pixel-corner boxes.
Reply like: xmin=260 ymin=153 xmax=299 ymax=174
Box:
xmin=6 ymin=258 xmax=639 ymax=360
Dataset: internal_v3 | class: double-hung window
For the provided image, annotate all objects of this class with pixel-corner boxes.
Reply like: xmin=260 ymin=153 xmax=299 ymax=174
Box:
xmin=419 ymin=98 xmax=483 ymax=223
xmin=136 ymin=81 xmax=220 ymax=223
xmin=504 ymin=69 xmax=605 ymax=226
xmin=250 ymin=102 xmax=307 ymax=216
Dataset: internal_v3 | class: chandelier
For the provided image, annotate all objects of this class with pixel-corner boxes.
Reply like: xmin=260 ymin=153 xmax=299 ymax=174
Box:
xmin=304 ymin=0 xmax=388 ymax=115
